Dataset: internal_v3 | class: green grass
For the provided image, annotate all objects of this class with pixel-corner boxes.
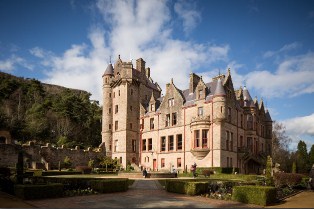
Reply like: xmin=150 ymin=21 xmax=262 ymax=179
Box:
xmin=43 ymin=173 xmax=118 ymax=178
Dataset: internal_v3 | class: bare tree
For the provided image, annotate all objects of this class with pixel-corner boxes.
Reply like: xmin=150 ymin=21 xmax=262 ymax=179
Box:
xmin=272 ymin=121 xmax=293 ymax=172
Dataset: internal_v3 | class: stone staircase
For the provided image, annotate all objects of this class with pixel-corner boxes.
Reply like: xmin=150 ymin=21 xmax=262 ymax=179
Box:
xmin=131 ymin=163 xmax=141 ymax=172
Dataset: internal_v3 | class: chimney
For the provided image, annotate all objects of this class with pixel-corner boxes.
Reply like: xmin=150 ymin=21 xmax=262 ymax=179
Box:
xmin=146 ymin=67 xmax=150 ymax=78
xmin=189 ymin=73 xmax=200 ymax=93
xmin=136 ymin=58 xmax=145 ymax=73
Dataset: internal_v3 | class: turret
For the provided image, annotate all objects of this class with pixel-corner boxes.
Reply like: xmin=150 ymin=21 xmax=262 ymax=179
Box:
xmin=101 ymin=62 xmax=114 ymax=156
xmin=213 ymin=78 xmax=226 ymax=122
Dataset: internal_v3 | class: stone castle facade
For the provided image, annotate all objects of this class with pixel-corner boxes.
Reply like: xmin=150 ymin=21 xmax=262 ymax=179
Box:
xmin=101 ymin=56 xmax=272 ymax=174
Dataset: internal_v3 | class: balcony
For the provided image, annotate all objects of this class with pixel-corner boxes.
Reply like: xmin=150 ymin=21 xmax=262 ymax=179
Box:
xmin=190 ymin=116 xmax=211 ymax=128
xmin=190 ymin=147 xmax=210 ymax=160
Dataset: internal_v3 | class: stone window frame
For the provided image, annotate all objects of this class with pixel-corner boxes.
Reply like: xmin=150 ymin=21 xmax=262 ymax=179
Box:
xmin=142 ymin=139 xmax=147 ymax=151
xmin=160 ymin=136 xmax=166 ymax=152
xmin=194 ymin=130 xmax=200 ymax=148
xmin=177 ymin=158 xmax=182 ymax=167
xmin=114 ymin=140 xmax=118 ymax=152
xmin=132 ymin=139 xmax=136 ymax=152
xmin=172 ymin=112 xmax=177 ymax=126
xmin=198 ymin=107 xmax=203 ymax=116
xmin=115 ymin=105 xmax=118 ymax=114
xmin=148 ymin=138 xmax=152 ymax=151
xmin=150 ymin=118 xmax=154 ymax=130
xmin=129 ymin=123 xmax=133 ymax=130
xmin=168 ymin=135 xmax=174 ymax=151
xmin=177 ymin=134 xmax=182 ymax=150
xmin=202 ymin=129 xmax=208 ymax=148
xmin=115 ymin=121 xmax=118 ymax=131
xmin=227 ymin=107 xmax=232 ymax=122
xmin=165 ymin=114 xmax=170 ymax=127
xmin=161 ymin=158 xmax=165 ymax=168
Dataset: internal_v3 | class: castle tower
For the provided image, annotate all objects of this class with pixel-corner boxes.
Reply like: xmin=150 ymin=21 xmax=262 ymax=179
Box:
xmin=101 ymin=62 xmax=114 ymax=156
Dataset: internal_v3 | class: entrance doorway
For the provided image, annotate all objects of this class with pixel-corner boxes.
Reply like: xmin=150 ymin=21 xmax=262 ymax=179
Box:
xmin=153 ymin=159 xmax=157 ymax=171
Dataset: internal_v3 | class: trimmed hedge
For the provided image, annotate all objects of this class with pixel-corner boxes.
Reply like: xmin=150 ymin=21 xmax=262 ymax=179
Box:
xmin=75 ymin=166 xmax=92 ymax=174
xmin=232 ymin=185 xmax=277 ymax=206
xmin=90 ymin=179 xmax=129 ymax=193
xmin=165 ymin=180 xmax=209 ymax=195
xmin=14 ymin=183 xmax=63 ymax=200
xmin=273 ymin=172 xmax=303 ymax=188
xmin=196 ymin=167 xmax=239 ymax=174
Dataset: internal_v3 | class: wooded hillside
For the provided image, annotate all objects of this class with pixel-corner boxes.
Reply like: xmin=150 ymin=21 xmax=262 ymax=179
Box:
xmin=0 ymin=72 xmax=102 ymax=148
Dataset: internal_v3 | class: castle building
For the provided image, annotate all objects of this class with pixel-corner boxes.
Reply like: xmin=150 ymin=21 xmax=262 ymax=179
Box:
xmin=101 ymin=56 xmax=272 ymax=174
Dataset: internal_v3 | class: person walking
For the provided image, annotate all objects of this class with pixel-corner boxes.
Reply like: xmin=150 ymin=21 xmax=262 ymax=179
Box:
xmin=143 ymin=167 xmax=148 ymax=178
xmin=191 ymin=163 xmax=197 ymax=178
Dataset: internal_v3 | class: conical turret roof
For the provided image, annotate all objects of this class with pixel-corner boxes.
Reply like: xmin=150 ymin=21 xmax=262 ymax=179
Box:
xmin=214 ymin=79 xmax=226 ymax=96
xmin=103 ymin=63 xmax=114 ymax=75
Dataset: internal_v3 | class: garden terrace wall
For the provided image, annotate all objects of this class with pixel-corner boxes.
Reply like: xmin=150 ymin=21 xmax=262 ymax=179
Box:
xmin=0 ymin=141 xmax=106 ymax=170
xmin=118 ymin=172 xmax=177 ymax=178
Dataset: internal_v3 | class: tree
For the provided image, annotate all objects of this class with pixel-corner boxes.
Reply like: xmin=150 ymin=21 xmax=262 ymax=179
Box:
xmin=309 ymin=144 xmax=314 ymax=168
xmin=271 ymin=121 xmax=292 ymax=172
xmin=296 ymin=140 xmax=309 ymax=173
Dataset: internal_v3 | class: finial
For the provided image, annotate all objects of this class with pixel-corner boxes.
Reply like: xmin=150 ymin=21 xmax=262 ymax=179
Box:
xmin=118 ymin=54 xmax=120 ymax=59
xmin=109 ymin=55 xmax=112 ymax=64
xmin=171 ymin=78 xmax=173 ymax=84
xmin=218 ymin=68 xmax=221 ymax=76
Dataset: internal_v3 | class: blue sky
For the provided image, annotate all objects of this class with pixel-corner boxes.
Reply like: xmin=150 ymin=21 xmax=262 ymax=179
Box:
xmin=1 ymin=0 xmax=314 ymax=150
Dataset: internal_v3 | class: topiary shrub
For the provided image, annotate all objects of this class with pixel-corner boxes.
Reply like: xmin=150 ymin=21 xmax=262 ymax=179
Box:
xmin=14 ymin=183 xmax=63 ymax=200
xmin=75 ymin=166 xmax=92 ymax=174
xmin=232 ymin=185 xmax=277 ymax=206
xmin=90 ymin=179 xmax=129 ymax=193
xmin=165 ymin=180 xmax=209 ymax=195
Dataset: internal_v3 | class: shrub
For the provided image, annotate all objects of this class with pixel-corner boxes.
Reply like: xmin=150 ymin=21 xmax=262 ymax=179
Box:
xmin=14 ymin=183 xmax=63 ymax=200
xmin=202 ymin=169 xmax=213 ymax=177
xmin=165 ymin=180 xmax=209 ymax=195
xmin=273 ymin=173 xmax=303 ymax=188
xmin=197 ymin=167 xmax=239 ymax=174
xmin=232 ymin=185 xmax=277 ymax=206
xmin=75 ymin=166 xmax=92 ymax=174
xmin=90 ymin=179 xmax=129 ymax=193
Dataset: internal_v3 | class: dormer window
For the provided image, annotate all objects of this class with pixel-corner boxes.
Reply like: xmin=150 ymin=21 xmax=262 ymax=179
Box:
xmin=198 ymin=89 xmax=203 ymax=99
xmin=150 ymin=104 xmax=155 ymax=111
xmin=168 ymin=98 xmax=174 ymax=107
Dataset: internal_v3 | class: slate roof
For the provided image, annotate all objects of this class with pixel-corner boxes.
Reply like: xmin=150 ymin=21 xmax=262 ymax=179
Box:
xmin=103 ymin=63 xmax=114 ymax=76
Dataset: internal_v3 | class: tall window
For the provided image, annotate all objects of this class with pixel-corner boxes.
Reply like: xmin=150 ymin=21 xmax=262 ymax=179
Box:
xmin=114 ymin=140 xmax=118 ymax=152
xmin=129 ymin=123 xmax=133 ymax=130
xmin=198 ymin=107 xmax=203 ymax=116
xmin=166 ymin=114 xmax=170 ymax=127
xmin=130 ymin=105 xmax=133 ymax=111
xmin=240 ymin=114 xmax=243 ymax=128
xmin=161 ymin=137 xmax=166 ymax=151
xmin=226 ymin=131 xmax=229 ymax=151
xmin=161 ymin=158 xmax=165 ymax=168
xmin=150 ymin=118 xmax=154 ymax=130
xmin=118 ymin=90 xmax=120 ymax=96
xmin=177 ymin=158 xmax=182 ymax=167
xmin=120 ymin=157 xmax=122 ymax=164
xmin=247 ymin=115 xmax=253 ymax=130
xmin=240 ymin=135 xmax=243 ymax=147
xmin=148 ymin=138 xmax=152 ymax=151
xmin=109 ymin=124 xmax=112 ymax=130
xmin=230 ymin=157 xmax=233 ymax=167
xmin=177 ymin=134 xmax=182 ymax=150
xmin=109 ymin=93 xmax=111 ymax=98
xmin=132 ymin=140 xmax=136 ymax=152
xmin=168 ymin=98 xmax=174 ymax=107
xmin=142 ymin=139 xmax=147 ymax=151
xmin=202 ymin=129 xmax=208 ymax=148
xmin=228 ymin=107 xmax=232 ymax=122
xmin=172 ymin=113 xmax=177 ymax=126
xmin=115 ymin=121 xmax=118 ymax=131
xmin=198 ymin=89 xmax=203 ymax=99
xmin=141 ymin=119 xmax=144 ymax=130
xmin=130 ymin=89 xmax=133 ymax=95
xmin=115 ymin=105 xmax=118 ymax=114
xmin=230 ymin=132 xmax=233 ymax=151
xmin=168 ymin=135 xmax=174 ymax=151
xmin=150 ymin=104 xmax=154 ymax=111
xmin=194 ymin=130 xmax=200 ymax=147
xmin=109 ymin=108 xmax=111 ymax=114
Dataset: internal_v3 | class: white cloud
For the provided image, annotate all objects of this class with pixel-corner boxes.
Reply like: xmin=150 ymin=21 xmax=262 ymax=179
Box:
xmin=32 ymin=0 xmax=229 ymax=103
xmin=281 ymin=113 xmax=314 ymax=150
xmin=174 ymin=0 xmax=201 ymax=34
xmin=245 ymin=52 xmax=314 ymax=98
xmin=263 ymin=42 xmax=302 ymax=58
xmin=0 ymin=55 xmax=32 ymax=71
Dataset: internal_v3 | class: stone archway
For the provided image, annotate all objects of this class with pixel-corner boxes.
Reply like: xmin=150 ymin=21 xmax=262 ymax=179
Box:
xmin=0 ymin=130 xmax=12 ymax=144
